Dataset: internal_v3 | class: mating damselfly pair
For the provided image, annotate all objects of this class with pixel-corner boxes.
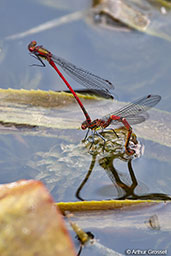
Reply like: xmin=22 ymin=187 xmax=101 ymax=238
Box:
xmin=28 ymin=41 xmax=161 ymax=154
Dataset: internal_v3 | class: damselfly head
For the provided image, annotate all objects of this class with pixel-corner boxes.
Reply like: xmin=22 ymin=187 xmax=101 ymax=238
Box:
xmin=81 ymin=120 xmax=89 ymax=130
xmin=28 ymin=41 xmax=37 ymax=52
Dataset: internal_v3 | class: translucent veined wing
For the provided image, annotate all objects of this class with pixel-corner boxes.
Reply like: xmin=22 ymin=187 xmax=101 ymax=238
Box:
xmin=51 ymin=54 xmax=114 ymax=98
xmin=102 ymin=95 xmax=161 ymax=125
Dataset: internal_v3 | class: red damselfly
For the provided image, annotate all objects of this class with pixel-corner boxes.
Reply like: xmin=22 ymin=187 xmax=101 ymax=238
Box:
xmin=81 ymin=94 xmax=161 ymax=154
xmin=28 ymin=41 xmax=114 ymax=126
xmin=28 ymin=42 xmax=161 ymax=154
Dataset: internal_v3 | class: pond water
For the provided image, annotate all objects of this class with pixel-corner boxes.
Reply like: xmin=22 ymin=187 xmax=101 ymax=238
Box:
xmin=0 ymin=0 xmax=171 ymax=255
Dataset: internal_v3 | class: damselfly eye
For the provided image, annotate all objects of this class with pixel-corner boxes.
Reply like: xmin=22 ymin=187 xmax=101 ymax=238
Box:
xmin=28 ymin=41 xmax=37 ymax=51
xmin=81 ymin=121 xmax=88 ymax=130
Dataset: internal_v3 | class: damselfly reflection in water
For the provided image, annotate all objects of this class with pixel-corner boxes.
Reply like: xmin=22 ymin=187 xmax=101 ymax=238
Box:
xmin=77 ymin=130 xmax=170 ymax=201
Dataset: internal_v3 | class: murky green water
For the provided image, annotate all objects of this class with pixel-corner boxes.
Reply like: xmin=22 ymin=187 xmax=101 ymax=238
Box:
xmin=0 ymin=0 xmax=171 ymax=255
